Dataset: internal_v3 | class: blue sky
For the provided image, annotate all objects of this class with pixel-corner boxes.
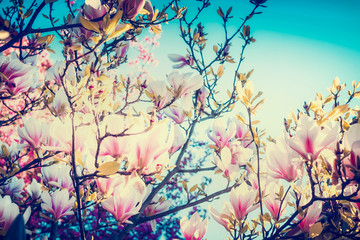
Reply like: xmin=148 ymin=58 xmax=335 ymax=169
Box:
xmin=152 ymin=0 xmax=360 ymax=137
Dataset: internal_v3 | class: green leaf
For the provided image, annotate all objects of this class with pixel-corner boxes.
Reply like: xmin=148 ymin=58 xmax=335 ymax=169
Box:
xmin=97 ymin=161 xmax=120 ymax=175
xmin=80 ymin=16 xmax=100 ymax=33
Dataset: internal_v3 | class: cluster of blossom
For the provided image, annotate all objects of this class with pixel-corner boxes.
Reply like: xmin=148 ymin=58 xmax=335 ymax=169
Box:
xmin=2 ymin=0 xmax=360 ymax=239
xmin=205 ymin=103 xmax=360 ymax=237
xmin=0 ymin=48 xmax=208 ymax=238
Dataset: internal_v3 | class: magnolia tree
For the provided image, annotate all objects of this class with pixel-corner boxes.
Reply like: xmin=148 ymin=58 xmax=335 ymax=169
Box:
xmin=1 ymin=0 xmax=360 ymax=239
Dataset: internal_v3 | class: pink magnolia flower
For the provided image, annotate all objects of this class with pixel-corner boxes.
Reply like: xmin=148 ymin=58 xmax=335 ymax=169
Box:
xmin=146 ymin=80 xmax=172 ymax=109
xmin=343 ymin=124 xmax=360 ymax=151
xmin=51 ymin=88 xmax=70 ymax=116
xmin=230 ymin=183 xmax=258 ymax=220
xmin=96 ymin=175 xmax=123 ymax=196
xmin=0 ymin=195 xmax=31 ymax=231
xmin=99 ymin=136 xmax=132 ymax=159
xmin=232 ymin=118 xmax=250 ymax=141
xmin=342 ymin=124 xmax=360 ymax=179
xmin=0 ymin=55 xmax=36 ymax=96
xmin=18 ymin=117 xmax=49 ymax=150
xmin=120 ymin=0 xmax=153 ymax=19
xmin=168 ymin=54 xmax=194 ymax=69
xmin=296 ymin=201 xmax=322 ymax=232
xmin=100 ymin=114 xmax=145 ymax=135
xmin=177 ymin=93 xmax=196 ymax=112
xmin=347 ymin=140 xmax=360 ymax=178
xmin=164 ymin=105 xmax=186 ymax=124
xmin=0 ymin=177 xmax=24 ymax=198
xmin=169 ymin=125 xmax=186 ymax=154
xmin=209 ymin=202 xmax=234 ymax=231
xmin=143 ymin=195 xmax=171 ymax=217
xmin=70 ymin=0 xmax=108 ymax=40
xmin=127 ymin=120 xmax=174 ymax=174
xmin=47 ymin=117 xmax=95 ymax=153
xmin=228 ymin=141 xmax=253 ymax=166
xmin=266 ymin=135 xmax=301 ymax=182
xmin=289 ymin=116 xmax=338 ymax=161
xmin=143 ymin=194 xmax=171 ymax=231
xmin=263 ymin=182 xmax=287 ymax=220
xmin=26 ymin=178 xmax=42 ymax=200
xmin=83 ymin=0 xmax=107 ymax=20
xmin=167 ymin=71 xmax=203 ymax=98
xmin=101 ymin=174 xmax=146 ymax=224
xmin=208 ymin=119 xmax=236 ymax=149
xmin=45 ymin=61 xmax=76 ymax=86
xmin=214 ymin=147 xmax=241 ymax=180
xmin=180 ymin=212 xmax=208 ymax=240
xmin=0 ymin=195 xmax=15 ymax=231
xmin=347 ymin=186 xmax=360 ymax=210
xmin=197 ymin=85 xmax=209 ymax=104
xmin=115 ymin=41 xmax=130 ymax=59
xmin=41 ymin=189 xmax=75 ymax=220
xmin=41 ymin=163 xmax=74 ymax=191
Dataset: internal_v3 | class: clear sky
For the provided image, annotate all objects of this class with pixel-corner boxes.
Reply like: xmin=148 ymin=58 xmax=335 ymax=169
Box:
xmin=152 ymin=0 xmax=360 ymax=137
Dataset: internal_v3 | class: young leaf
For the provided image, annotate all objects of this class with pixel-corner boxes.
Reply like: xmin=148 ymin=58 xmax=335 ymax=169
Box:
xmin=309 ymin=222 xmax=323 ymax=238
xmin=217 ymin=7 xmax=224 ymax=18
xmin=217 ymin=64 xmax=224 ymax=77
xmin=108 ymin=24 xmax=132 ymax=39
xmin=189 ymin=184 xmax=198 ymax=192
xmin=80 ymin=16 xmax=100 ymax=33
xmin=97 ymin=161 xmax=120 ymax=175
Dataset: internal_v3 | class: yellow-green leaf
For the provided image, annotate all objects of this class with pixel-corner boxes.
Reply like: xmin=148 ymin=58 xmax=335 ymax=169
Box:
xmin=105 ymin=11 xmax=123 ymax=35
xmin=236 ymin=114 xmax=246 ymax=124
xmin=150 ymin=25 xmax=162 ymax=35
xmin=217 ymin=64 xmax=224 ymax=77
xmin=318 ymin=104 xmax=349 ymax=125
xmin=189 ymin=184 xmax=198 ymax=192
xmin=97 ymin=161 xmax=120 ymax=175
xmin=193 ymin=33 xmax=200 ymax=42
xmin=37 ymin=35 xmax=50 ymax=44
xmin=139 ymin=8 xmax=150 ymax=15
xmin=309 ymin=222 xmax=323 ymax=238
xmin=239 ymin=224 xmax=248 ymax=234
xmin=181 ymin=181 xmax=188 ymax=192
xmin=46 ymin=48 xmax=55 ymax=54
xmin=154 ymin=174 xmax=163 ymax=181
xmin=354 ymin=91 xmax=360 ymax=98
xmin=108 ymin=24 xmax=132 ymax=39
xmin=213 ymin=45 xmax=218 ymax=53
xmin=152 ymin=9 xmax=159 ymax=21
xmin=1 ymin=144 xmax=9 ymax=158
xmin=23 ymin=9 xmax=33 ymax=19
xmin=80 ymin=16 xmax=100 ymax=33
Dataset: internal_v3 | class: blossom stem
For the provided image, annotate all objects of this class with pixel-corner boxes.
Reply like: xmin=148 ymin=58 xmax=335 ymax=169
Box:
xmin=49 ymin=220 xmax=58 ymax=240
xmin=247 ymin=108 xmax=265 ymax=238
xmin=70 ymin=113 xmax=86 ymax=240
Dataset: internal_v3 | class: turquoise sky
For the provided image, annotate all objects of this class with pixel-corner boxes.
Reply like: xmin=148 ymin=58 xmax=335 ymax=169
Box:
xmin=152 ymin=0 xmax=360 ymax=137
